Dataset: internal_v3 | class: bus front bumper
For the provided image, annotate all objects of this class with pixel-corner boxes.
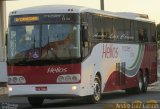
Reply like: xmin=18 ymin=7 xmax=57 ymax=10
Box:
xmin=8 ymin=84 xmax=83 ymax=98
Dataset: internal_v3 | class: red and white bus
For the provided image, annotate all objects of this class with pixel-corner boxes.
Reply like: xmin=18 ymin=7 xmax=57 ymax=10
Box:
xmin=7 ymin=5 xmax=157 ymax=106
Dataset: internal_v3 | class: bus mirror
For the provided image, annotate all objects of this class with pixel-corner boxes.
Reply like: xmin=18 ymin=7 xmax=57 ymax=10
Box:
xmin=5 ymin=30 xmax=8 ymax=46
xmin=82 ymin=25 xmax=88 ymax=42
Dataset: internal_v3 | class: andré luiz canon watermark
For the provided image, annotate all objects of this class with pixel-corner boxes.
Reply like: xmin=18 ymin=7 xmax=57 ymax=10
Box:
xmin=0 ymin=103 xmax=19 ymax=109
xmin=0 ymin=100 xmax=160 ymax=109
xmin=103 ymin=100 xmax=160 ymax=109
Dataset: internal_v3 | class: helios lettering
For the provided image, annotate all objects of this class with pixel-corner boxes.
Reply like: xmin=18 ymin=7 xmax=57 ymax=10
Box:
xmin=47 ymin=67 xmax=67 ymax=73
xmin=102 ymin=44 xmax=118 ymax=58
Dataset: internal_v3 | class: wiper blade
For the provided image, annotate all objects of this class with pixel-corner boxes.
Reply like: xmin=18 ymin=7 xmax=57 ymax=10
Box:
xmin=8 ymin=58 xmax=27 ymax=65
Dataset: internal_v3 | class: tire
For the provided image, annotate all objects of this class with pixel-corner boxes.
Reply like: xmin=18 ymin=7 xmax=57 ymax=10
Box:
xmin=87 ymin=75 xmax=101 ymax=104
xmin=28 ymin=97 xmax=44 ymax=107
xmin=125 ymin=88 xmax=134 ymax=94
xmin=125 ymin=71 xmax=143 ymax=94
xmin=135 ymin=71 xmax=143 ymax=93
xmin=142 ymin=73 xmax=148 ymax=93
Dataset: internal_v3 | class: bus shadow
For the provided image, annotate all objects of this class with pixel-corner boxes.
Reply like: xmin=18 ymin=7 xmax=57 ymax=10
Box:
xmin=101 ymin=90 xmax=160 ymax=102
xmin=23 ymin=91 xmax=158 ymax=109
xmin=23 ymin=99 xmax=93 ymax=109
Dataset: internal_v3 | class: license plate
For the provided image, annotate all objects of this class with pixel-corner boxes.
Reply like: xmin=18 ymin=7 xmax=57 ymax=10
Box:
xmin=35 ymin=86 xmax=47 ymax=91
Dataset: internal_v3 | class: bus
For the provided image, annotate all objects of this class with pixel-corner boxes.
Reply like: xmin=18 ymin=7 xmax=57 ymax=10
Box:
xmin=7 ymin=5 xmax=157 ymax=106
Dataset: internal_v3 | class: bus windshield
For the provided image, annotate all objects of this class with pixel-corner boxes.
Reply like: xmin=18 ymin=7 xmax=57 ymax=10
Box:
xmin=7 ymin=24 xmax=81 ymax=64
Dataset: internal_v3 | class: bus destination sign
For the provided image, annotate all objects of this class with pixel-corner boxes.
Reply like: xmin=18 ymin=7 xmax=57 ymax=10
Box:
xmin=14 ymin=16 xmax=39 ymax=22
xmin=10 ymin=13 xmax=79 ymax=25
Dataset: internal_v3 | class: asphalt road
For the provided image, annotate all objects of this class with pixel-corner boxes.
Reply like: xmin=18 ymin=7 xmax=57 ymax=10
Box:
xmin=0 ymin=81 xmax=160 ymax=109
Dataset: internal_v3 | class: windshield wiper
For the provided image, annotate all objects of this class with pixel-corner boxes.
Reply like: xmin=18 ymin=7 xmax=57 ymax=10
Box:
xmin=8 ymin=58 xmax=27 ymax=66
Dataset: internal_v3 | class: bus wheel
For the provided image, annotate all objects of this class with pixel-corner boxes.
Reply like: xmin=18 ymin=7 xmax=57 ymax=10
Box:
xmin=88 ymin=75 xmax=101 ymax=104
xmin=125 ymin=88 xmax=133 ymax=94
xmin=135 ymin=71 xmax=143 ymax=93
xmin=28 ymin=97 xmax=44 ymax=107
xmin=125 ymin=71 xmax=143 ymax=94
xmin=142 ymin=73 xmax=148 ymax=92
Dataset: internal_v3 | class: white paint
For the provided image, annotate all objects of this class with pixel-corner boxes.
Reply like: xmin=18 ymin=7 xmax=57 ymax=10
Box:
xmin=81 ymin=43 xmax=143 ymax=94
xmin=8 ymin=84 xmax=83 ymax=97
xmin=10 ymin=5 xmax=153 ymax=23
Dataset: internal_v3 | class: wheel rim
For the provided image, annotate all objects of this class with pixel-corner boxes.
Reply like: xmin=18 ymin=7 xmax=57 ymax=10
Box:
xmin=93 ymin=79 xmax=101 ymax=101
xmin=143 ymin=75 xmax=148 ymax=90
xmin=139 ymin=76 xmax=143 ymax=91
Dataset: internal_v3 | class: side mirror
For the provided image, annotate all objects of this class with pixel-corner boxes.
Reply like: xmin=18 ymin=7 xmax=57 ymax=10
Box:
xmin=5 ymin=30 xmax=8 ymax=46
xmin=82 ymin=25 xmax=88 ymax=42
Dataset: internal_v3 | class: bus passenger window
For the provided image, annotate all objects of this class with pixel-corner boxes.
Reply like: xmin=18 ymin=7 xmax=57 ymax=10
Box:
xmin=143 ymin=29 xmax=148 ymax=41
xmin=138 ymin=29 xmax=144 ymax=41
xmin=151 ymin=24 xmax=156 ymax=42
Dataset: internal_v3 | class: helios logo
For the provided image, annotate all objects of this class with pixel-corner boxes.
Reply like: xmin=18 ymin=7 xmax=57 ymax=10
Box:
xmin=102 ymin=44 xmax=118 ymax=58
xmin=47 ymin=67 xmax=67 ymax=74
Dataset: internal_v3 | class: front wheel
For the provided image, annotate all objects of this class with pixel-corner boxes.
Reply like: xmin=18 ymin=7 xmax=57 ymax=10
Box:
xmin=28 ymin=97 xmax=44 ymax=107
xmin=87 ymin=75 xmax=101 ymax=104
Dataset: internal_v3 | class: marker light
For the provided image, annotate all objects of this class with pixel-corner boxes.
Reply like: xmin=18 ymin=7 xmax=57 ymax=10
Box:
xmin=8 ymin=87 xmax=13 ymax=92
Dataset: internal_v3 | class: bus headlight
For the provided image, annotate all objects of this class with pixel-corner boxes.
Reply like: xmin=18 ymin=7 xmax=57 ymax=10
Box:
xmin=65 ymin=76 xmax=72 ymax=82
xmin=13 ymin=77 xmax=18 ymax=83
xmin=57 ymin=76 xmax=64 ymax=82
xmin=57 ymin=74 xmax=80 ymax=83
xmin=8 ymin=76 xmax=26 ymax=84
xmin=19 ymin=76 xmax=26 ymax=83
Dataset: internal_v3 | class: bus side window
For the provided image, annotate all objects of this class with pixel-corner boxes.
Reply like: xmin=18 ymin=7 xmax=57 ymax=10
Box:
xmin=138 ymin=29 xmax=143 ymax=41
xmin=146 ymin=23 xmax=151 ymax=42
xmin=124 ymin=20 xmax=131 ymax=41
xmin=137 ymin=22 xmax=145 ymax=42
xmin=114 ymin=18 xmax=124 ymax=40
xmin=134 ymin=21 xmax=139 ymax=42
xmin=130 ymin=21 xmax=135 ymax=41
xmin=143 ymin=23 xmax=149 ymax=42
xmin=151 ymin=24 xmax=156 ymax=42
xmin=103 ymin=17 xmax=113 ymax=40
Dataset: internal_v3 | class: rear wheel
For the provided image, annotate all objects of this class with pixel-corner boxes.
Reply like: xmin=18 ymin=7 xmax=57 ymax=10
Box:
xmin=142 ymin=73 xmax=148 ymax=92
xmin=136 ymin=72 xmax=143 ymax=93
xmin=125 ymin=71 xmax=143 ymax=94
xmin=87 ymin=75 xmax=101 ymax=104
xmin=28 ymin=97 xmax=44 ymax=107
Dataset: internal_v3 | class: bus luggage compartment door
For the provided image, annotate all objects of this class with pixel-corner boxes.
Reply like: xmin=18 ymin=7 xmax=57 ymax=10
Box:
xmin=116 ymin=62 xmax=126 ymax=86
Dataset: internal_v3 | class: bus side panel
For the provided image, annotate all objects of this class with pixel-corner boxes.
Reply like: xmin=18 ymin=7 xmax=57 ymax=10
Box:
xmin=81 ymin=43 xmax=118 ymax=96
xmin=141 ymin=44 xmax=157 ymax=84
xmin=103 ymin=44 xmax=157 ymax=92
xmin=82 ymin=43 xmax=146 ymax=94
xmin=103 ymin=71 xmax=138 ymax=91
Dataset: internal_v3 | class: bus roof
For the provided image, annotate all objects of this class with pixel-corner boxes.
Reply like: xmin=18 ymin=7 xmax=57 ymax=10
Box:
xmin=10 ymin=5 xmax=154 ymax=23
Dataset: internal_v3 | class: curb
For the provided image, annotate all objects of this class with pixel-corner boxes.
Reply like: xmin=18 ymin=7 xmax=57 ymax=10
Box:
xmin=148 ymin=81 xmax=160 ymax=87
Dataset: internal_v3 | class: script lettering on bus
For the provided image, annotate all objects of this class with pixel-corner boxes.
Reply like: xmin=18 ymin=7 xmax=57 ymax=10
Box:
xmin=47 ymin=67 xmax=67 ymax=74
xmin=102 ymin=44 xmax=118 ymax=58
